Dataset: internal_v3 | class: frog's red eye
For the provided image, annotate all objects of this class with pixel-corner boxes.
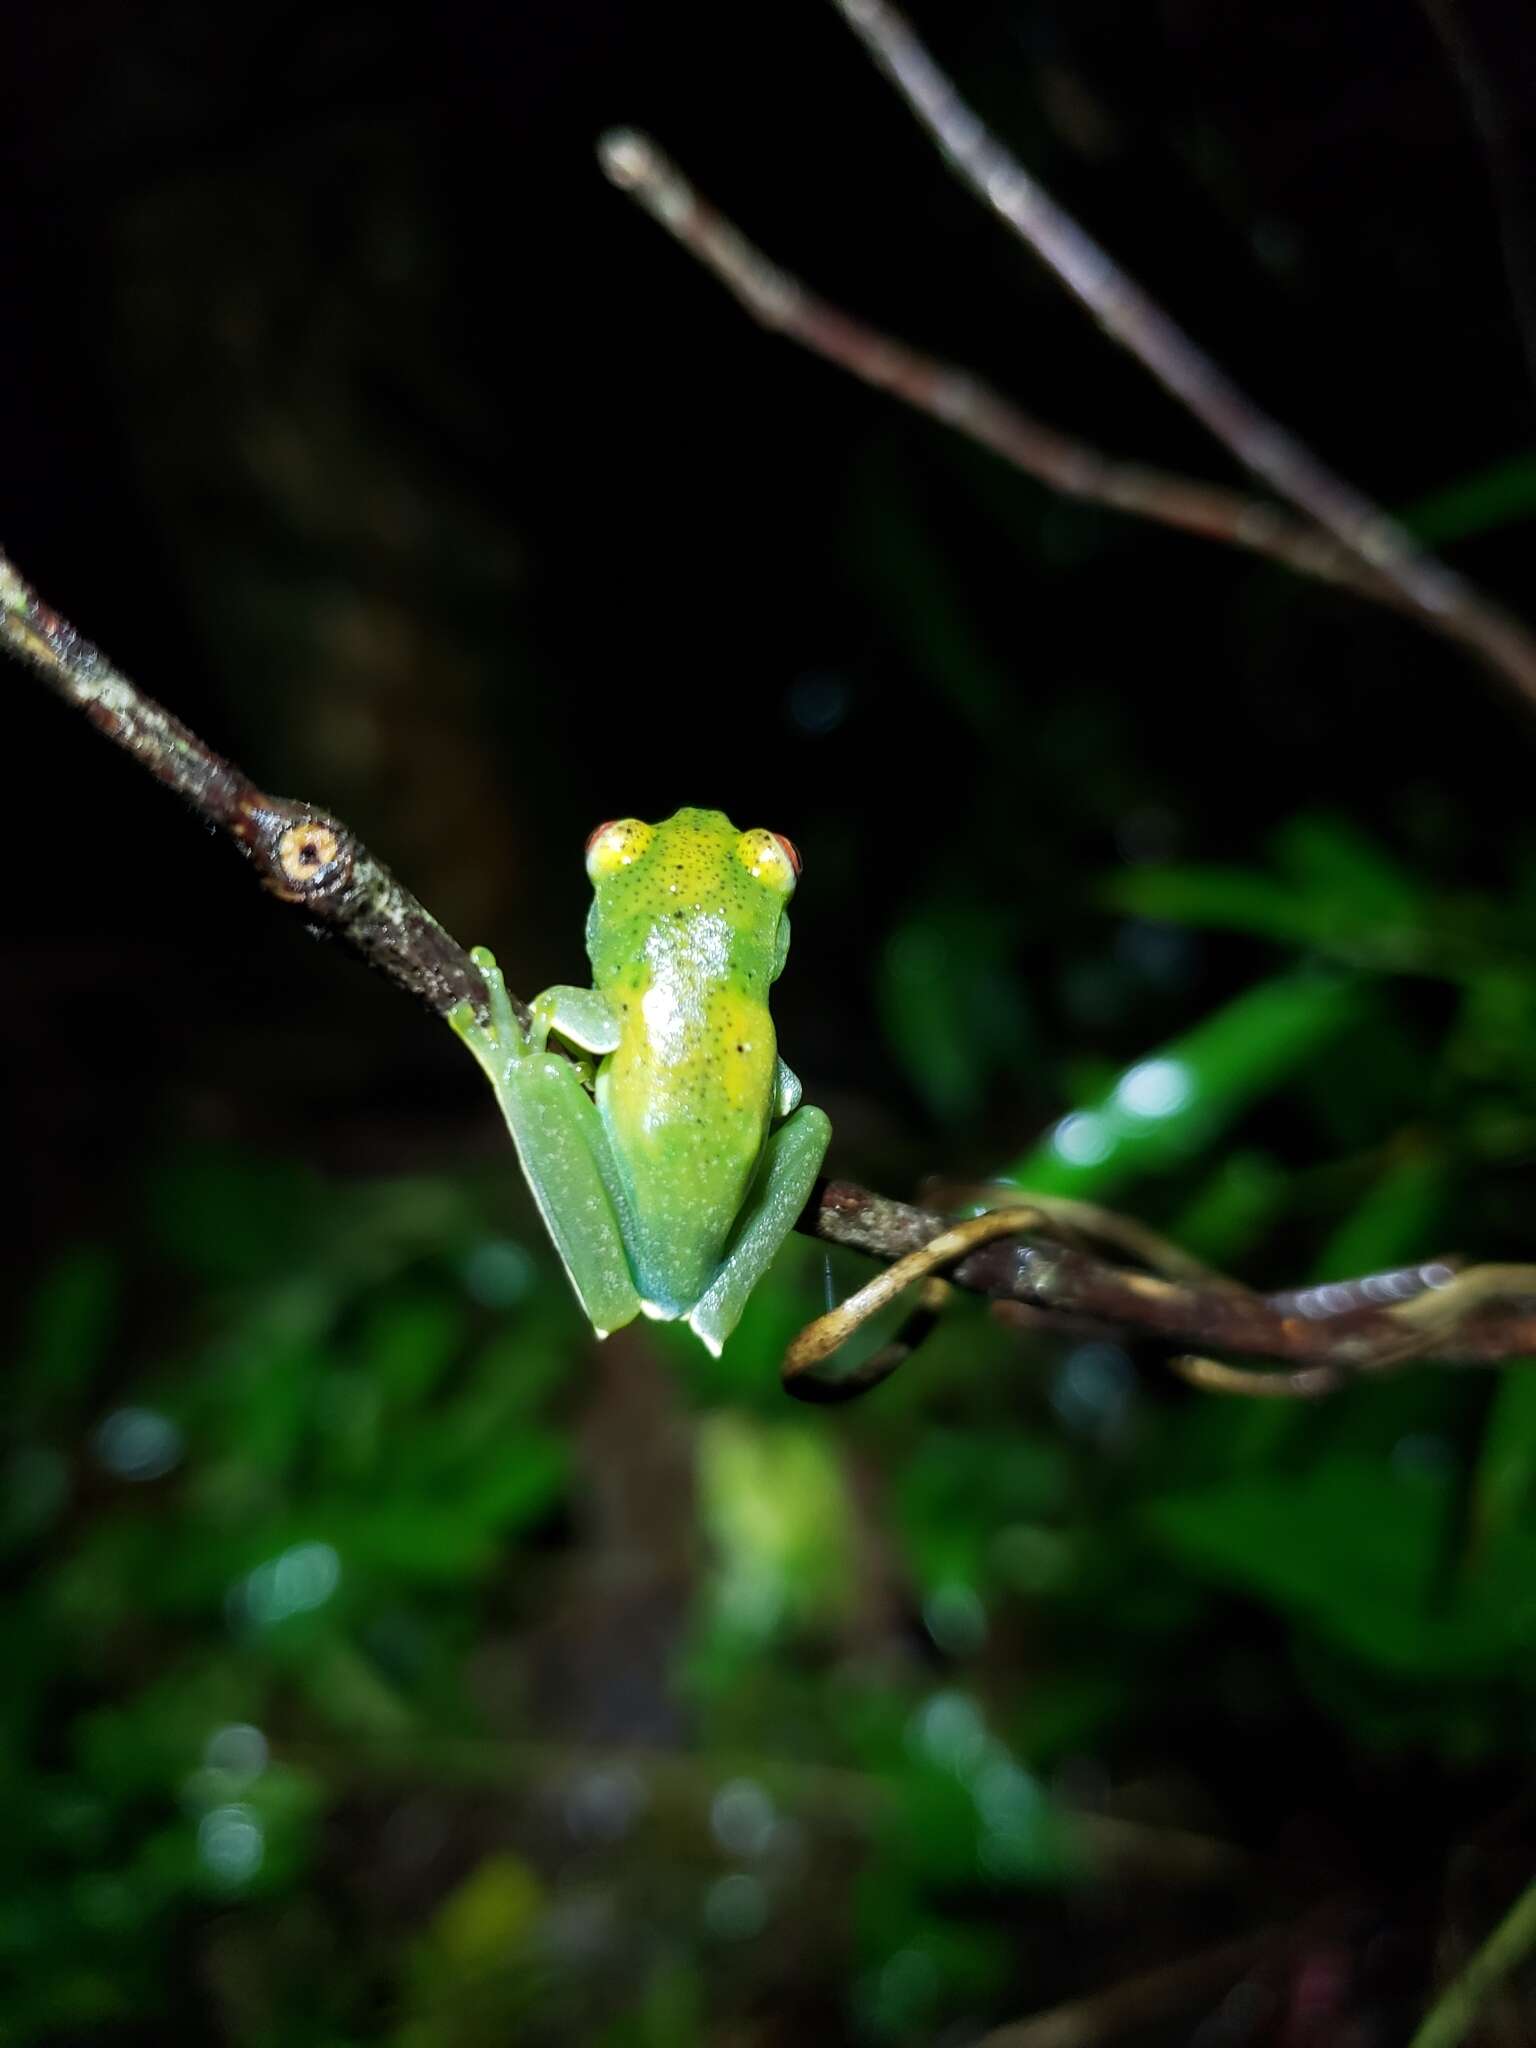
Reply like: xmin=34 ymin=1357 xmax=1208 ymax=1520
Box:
xmin=585 ymin=820 xmax=620 ymax=855
xmin=772 ymin=833 xmax=802 ymax=876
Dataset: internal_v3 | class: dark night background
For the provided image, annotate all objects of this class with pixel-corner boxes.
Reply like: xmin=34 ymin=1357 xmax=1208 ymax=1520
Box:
xmin=8 ymin=3 xmax=1536 ymax=2043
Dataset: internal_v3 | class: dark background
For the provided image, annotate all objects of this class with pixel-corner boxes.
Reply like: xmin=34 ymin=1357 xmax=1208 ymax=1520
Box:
xmin=8 ymin=3 xmax=1536 ymax=2043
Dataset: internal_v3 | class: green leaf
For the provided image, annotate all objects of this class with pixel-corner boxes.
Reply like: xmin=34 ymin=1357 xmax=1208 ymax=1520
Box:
xmin=1469 ymin=1364 xmax=1536 ymax=1555
xmin=1003 ymin=971 xmax=1362 ymax=1198
xmin=879 ymin=910 xmax=1034 ymax=1125
xmin=848 ymin=443 xmax=1014 ymax=734
xmin=1271 ymin=815 xmax=1421 ymax=927
xmin=1107 ymin=846 xmax=1425 ymax=975
xmin=360 ymin=1292 xmax=467 ymax=1411
xmin=1311 ymin=1151 xmax=1450 ymax=1279
xmin=147 ymin=1148 xmax=327 ymax=1285
xmin=1403 ymin=449 xmax=1536 ymax=544
xmin=17 ymin=1248 xmax=117 ymax=1420
xmin=1105 ymin=816 xmax=1428 ymax=971
xmin=1104 ymin=862 xmax=1327 ymax=948
xmin=336 ymin=1439 xmax=567 ymax=1577
xmin=1171 ymin=1150 xmax=1289 ymax=1266
xmin=1147 ymin=1457 xmax=1531 ymax=1677
xmin=896 ymin=1431 xmax=1070 ymax=1596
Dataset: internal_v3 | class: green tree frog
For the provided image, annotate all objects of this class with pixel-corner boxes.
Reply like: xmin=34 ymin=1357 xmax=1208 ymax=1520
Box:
xmin=450 ymin=807 xmax=831 ymax=1355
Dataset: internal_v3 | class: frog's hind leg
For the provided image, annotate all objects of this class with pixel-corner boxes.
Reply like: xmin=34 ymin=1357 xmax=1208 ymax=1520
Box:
xmin=451 ymin=953 xmax=640 ymax=1340
xmin=687 ymin=1105 xmax=832 ymax=1357
xmin=492 ymin=1050 xmax=643 ymax=1339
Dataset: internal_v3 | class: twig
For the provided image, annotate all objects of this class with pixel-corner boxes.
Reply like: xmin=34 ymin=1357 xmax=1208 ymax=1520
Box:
xmin=1409 ymin=1869 xmax=1536 ymax=2048
xmin=291 ymin=1732 xmax=1251 ymax=1887
xmin=1420 ymin=0 xmax=1536 ymax=413
xmin=809 ymin=1182 xmax=1536 ymax=1392
xmin=597 ymin=132 xmax=1406 ymax=613
xmin=0 ymin=552 xmax=502 ymax=1025
xmin=826 ymin=0 xmax=1536 ymax=711
xmin=17 ymin=547 xmax=1536 ymax=1393
xmin=975 ymin=1927 xmax=1276 ymax=2048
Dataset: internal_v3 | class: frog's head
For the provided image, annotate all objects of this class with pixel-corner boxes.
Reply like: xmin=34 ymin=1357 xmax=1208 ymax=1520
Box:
xmin=583 ymin=808 xmax=802 ymax=980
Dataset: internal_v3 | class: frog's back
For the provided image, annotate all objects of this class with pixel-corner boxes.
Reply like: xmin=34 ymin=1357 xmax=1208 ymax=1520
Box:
xmin=585 ymin=809 xmax=793 ymax=1315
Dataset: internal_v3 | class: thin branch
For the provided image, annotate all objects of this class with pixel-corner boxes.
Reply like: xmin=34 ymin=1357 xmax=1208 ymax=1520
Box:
xmin=1419 ymin=0 xmax=1536 ymax=413
xmin=827 ymin=0 xmax=1536 ymax=711
xmin=975 ymin=1927 xmax=1276 ymax=2048
xmin=294 ymin=1732 xmax=1254 ymax=1888
xmin=807 ymin=1181 xmax=1536 ymax=1395
xmin=1 ymin=553 xmax=504 ymax=1026
xmin=1409 ymin=1868 xmax=1536 ymax=2048
xmin=17 ymin=548 xmax=1536 ymax=1395
xmin=597 ymin=132 xmax=1406 ymax=612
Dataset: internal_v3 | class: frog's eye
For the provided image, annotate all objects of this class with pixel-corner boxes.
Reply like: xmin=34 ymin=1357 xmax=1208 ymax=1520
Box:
xmin=737 ymin=828 xmax=799 ymax=894
xmin=586 ymin=818 xmax=652 ymax=878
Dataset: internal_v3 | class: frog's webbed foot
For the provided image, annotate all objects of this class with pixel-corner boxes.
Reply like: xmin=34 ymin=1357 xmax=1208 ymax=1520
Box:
xmin=448 ymin=947 xmax=528 ymax=1083
xmin=455 ymin=965 xmax=620 ymax=1092
xmin=782 ymin=1205 xmax=1050 ymax=1403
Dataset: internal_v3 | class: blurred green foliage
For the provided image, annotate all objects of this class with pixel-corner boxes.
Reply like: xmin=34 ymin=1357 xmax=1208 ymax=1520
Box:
xmin=17 ymin=760 xmax=1536 ymax=2042
xmin=22 ymin=431 xmax=1536 ymax=2042
xmin=14 ymin=0 xmax=1536 ymax=2037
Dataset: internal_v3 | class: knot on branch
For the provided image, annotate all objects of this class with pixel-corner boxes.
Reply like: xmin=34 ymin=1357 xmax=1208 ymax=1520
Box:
xmin=235 ymin=799 xmax=353 ymax=907
xmin=220 ymin=794 xmax=487 ymax=1017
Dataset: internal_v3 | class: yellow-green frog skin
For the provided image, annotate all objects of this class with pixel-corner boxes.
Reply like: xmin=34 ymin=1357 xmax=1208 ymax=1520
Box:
xmin=450 ymin=808 xmax=831 ymax=1355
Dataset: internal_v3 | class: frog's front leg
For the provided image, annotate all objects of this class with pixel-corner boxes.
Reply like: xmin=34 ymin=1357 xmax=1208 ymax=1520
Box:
xmin=450 ymin=952 xmax=640 ymax=1340
xmin=533 ymin=985 xmax=622 ymax=1061
xmin=688 ymin=1104 xmax=832 ymax=1357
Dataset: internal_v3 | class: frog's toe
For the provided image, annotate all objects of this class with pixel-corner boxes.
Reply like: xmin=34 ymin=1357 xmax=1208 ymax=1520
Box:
xmin=638 ymin=1299 xmax=682 ymax=1324
xmin=684 ymin=1306 xmax=726 ymax=1359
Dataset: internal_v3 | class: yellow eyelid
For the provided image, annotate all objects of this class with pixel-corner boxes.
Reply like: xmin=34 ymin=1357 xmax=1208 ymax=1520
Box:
xmin=735 ymin=829 xmax=797 ymax=894
xmin=586 ymin=818 xmax=654 ymax=878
